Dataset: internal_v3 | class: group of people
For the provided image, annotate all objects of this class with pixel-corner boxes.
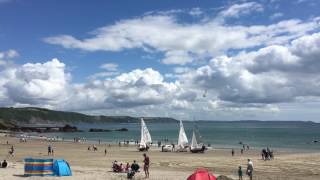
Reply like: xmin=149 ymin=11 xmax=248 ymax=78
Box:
xmin=87 ymin=145 xmax=98 ymax=151
xmin=73 ymin=137 xmax=86 ymax=143
xmin=231 ymin=145 xmax=250 ymax=156
xmin=0 ymin=160 xmax=8 ymax=168
xmin=112 ymin=153 xmax=150 ymax=179
xmin=238 ymin=159 xmax=254 ymax=180
xmin=112 ymin=160 xmax=140 ymax=172
xmin=261 ymin=147 xmax=274 ymax=160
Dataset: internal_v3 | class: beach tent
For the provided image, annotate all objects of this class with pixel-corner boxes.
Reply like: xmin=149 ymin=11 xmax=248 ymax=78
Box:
xmin=187 ymin=168 xmax=216 ymax=180
xmin=53 ymin=159 xmax=72 ymax=176
xmin=24 ymin=158 xmax=54 ymax=176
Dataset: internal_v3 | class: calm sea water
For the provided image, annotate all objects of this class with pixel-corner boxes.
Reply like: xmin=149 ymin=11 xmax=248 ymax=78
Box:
xmin=47 ymin=121 xmax=320 ymax=151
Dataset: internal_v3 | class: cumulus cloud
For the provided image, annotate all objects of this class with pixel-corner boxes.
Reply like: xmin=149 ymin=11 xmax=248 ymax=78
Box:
xmin=44 ymin=9 xmax=320 ymax=65
xmin=4 ymin=7 xmax=320 ymax=120
xmin=186 ymin=32 xmax=320 ymax=107
xmin=59 ymin=68 xmax=197 ymax=112
xmin=3 ymin=32 xmax=320 ymax=119
xmin=5 ymin=59 xmax=70 ymax=106
xmin=0 ymin=58 xmax=71 ymax=108
xmin=218 ymin=2 xmax=264 ymax=19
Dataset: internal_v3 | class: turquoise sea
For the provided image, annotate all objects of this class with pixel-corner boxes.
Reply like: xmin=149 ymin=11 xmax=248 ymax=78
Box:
xmin=47 ymin=121 xmax=320 ymax=151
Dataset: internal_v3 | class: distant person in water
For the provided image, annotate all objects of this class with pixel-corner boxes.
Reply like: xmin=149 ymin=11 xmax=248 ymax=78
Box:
xmin=143 ymin=153 xmax=150 ymax=178
xmin=238 ymin=166 xmax=243 ymax=180
xmin=240 ymin=149 xmax=244 ymax=155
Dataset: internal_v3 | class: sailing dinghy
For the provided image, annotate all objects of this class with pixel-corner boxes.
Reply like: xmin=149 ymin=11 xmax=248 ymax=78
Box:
xmin=190 ymin=126 xmax=206 ymax=153
xmin=177 ymin=120 xmax=189 ymax=152
xmin=138 ymin=118 xmax=152 ymax=151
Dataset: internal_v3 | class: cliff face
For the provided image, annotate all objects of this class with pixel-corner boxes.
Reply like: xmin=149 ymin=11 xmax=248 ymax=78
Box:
xmin=0 ymin=107 xmax=178 ymax=129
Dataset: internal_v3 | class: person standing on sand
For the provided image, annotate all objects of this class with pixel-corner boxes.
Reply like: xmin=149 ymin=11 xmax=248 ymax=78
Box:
xmin=143 ymin=153 xmax=150 ymax=178
xmin=104 ymin=148 xmax=107 ymax=156
xmin=238 ymin=166 xmax=243 ymax=180
xmin=232 ymin=149 xmax=235 ymax=156
xmin=9 ymin=145 xmax=14 ymax=156
xmin=246 ymin=159 xmax=253 ymax=180
xmin=48 ymin=145 xmax=52 ymax=156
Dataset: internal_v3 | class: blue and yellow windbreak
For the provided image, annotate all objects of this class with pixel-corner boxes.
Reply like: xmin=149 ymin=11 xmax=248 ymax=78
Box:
xmin=24 ymin=158 xmax=54 ymax=176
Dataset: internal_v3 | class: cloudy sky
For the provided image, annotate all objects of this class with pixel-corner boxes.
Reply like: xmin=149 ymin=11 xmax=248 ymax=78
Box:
xmin=1 ymin=0 xmax=320 ymax=121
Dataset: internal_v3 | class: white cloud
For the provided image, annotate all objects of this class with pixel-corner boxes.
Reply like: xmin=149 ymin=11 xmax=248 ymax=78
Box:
xmin=189 ymin=8 xmax=203 ymax=17
xmin=0 ymin=49 xmax=19 ymax=59
xmin=87 ymin=72 xmax=119 ymax=80
xmin=269 ymin=12 xmax=283 ymax=20
xmin=174 ymin=67 xmax=191 ymax=74
xmin=162 ymin=50 xmax=193 ymax=65
xmin=3 ymin=31 xmax=320 ymax=120
xmin=100 ymin=63 xmax=118 ymax=71
xmin=186 ymin=32 xmax=320 ymax=107
xmin=44 ymin=10 xmax=319 ymax=65
xmin=218 ymin=2 xmax=264 ymax=19
xmin=1 ymin=58 xmax=70 ymax=107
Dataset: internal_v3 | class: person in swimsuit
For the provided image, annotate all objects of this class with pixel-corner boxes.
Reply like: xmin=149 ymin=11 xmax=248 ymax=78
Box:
xmin=143 ymin=153 xmax=150 ymax=178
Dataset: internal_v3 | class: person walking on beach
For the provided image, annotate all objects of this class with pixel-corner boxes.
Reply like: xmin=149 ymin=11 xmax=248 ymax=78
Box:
xmin=232 ymin=149 xmax=235 ymax=156
xmin=246 ymin=159 xmax=253 ymax=180
xmin=238 ymin=166 xmax=243 ymax=180
xmin=143 ymin=153 xmax=150 ymax=178
xmin=104 ymin=148 xmax=107 ymax=156
xmin=9 ymin=145 xmax=14 ymax=156
xmin=48 ymin=145 xmax=52 ymax=156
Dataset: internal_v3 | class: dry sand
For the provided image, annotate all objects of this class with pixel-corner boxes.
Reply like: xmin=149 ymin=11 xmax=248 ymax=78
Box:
xmin=0 ymin=136 xmax=320 ymax=180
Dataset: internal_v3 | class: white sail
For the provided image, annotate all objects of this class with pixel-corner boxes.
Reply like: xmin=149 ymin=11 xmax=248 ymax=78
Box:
xmin=178 ymin=120 xmax=188 ymax=148
xmin=190 ymin=130 xmax=198 ymax=149
xmin=140 ymin=118 xmax=152 ymax=147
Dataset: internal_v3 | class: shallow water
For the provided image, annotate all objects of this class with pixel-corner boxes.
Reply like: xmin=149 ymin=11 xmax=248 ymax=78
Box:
xmin=44 ymin=121 xmax=320 ymax=151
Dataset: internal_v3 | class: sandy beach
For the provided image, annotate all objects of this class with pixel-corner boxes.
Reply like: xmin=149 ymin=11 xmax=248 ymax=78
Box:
xmin=0 ymin=135 xmax=320 ymax=180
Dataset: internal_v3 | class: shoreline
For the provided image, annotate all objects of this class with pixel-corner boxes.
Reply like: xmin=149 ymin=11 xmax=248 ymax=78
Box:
xmin=2 ymin=131 xmax=318 ymax=154
xmin=1 ymin=133 xmax=320 ymax=179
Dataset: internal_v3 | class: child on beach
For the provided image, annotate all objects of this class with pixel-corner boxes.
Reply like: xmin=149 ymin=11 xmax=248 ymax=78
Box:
xmin=238 ymin=166 xmax=243 ymax=180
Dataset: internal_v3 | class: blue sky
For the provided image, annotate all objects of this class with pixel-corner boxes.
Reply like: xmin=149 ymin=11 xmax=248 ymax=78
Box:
xmin=1 ymin=0 xmax=320 ymax=121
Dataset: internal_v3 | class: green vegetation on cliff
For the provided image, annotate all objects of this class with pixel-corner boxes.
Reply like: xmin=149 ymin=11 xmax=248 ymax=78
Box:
xmin=0 ymin=107 xmax=178 ymax=129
